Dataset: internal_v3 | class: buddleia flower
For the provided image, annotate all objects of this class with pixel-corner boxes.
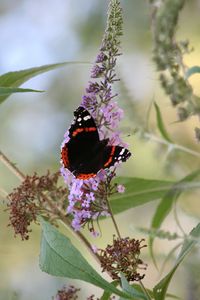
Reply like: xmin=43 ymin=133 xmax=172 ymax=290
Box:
xmin=60 ymin=0 xmax=130 ymax=235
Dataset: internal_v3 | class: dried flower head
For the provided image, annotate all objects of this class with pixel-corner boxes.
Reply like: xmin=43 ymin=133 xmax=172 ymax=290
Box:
xmin=55 ymin=285 xmax=80 ymax=300
xmin=7 ymin=171 xmax=68 ymax=240
xmin=99 ymin=236 xmax=147 ymax=282
xmin=87 ymin=296 xmax=99 ymax=300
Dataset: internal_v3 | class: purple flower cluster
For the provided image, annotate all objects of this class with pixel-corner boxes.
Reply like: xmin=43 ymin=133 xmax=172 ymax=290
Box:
xmin=60 ymin=59 xmax=126 ymax=233
xmin=61 ymin=166 xmax=112 ymax=234
xmin=61 ymin=0 xmax=127 ymax=234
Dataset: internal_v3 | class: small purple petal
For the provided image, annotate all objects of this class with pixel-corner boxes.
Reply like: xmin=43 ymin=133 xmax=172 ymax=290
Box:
xmin=95 ymin=52 xmax=107 ymax=63
xmin=117 ymin=184 xmax=125 ymax=193
xmin=90 ymin=230 xmax=100 ymax=237
xmin=91 ymin=245 xmax=98 ymax=253
xmin=91 ymin=65 xmax=105 ymax=78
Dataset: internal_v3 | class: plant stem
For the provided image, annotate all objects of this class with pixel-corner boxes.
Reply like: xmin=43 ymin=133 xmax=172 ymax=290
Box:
xmin=173 ymin=200 xmax=186 ymax=236
xmin=139 ymin=280 xmax=152 ymax=300
xmin=60 ymin=219 xmax=100 ymax=264
xmin=144 ymin=132 xmax=200 ymax=158
xmin=0 ymin=150 xmax=25 ymax=180
xmin=106 ymin=194 xmax=121 ymax=238
xmin=0 ymin=187 xmax=8 ymax=198
xmin=0 ymin=187 xmax=8 ymax=203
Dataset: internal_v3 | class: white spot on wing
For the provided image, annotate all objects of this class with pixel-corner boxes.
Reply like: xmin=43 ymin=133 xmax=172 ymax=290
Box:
xmin=120 ymin=148 xmax=125 ymax=155
xmin=83 ymin=115 xmax=91 ymax=121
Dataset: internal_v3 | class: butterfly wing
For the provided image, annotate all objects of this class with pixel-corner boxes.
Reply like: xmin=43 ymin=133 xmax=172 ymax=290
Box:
xmin=68 ymin=106 xmax=99 ymax=140
xmin=74 ymin=144 xmax=131 ymax=179
xmin=61 ymin=106 xmax=101 ymax=177
xmin=61 ymin=106 xmax=131 ymax=179
xmin=103 ymin=145 xmax=131 ymax=169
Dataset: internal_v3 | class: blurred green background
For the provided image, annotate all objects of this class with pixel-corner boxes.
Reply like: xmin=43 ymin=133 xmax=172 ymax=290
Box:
xmin=1 ymin=0 xmax=200 ymax=299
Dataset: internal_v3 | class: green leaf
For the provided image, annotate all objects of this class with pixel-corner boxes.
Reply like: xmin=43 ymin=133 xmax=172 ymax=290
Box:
xmin=39 ymin=220 xmax=130 ymax=299
xmin=154 ymin=102 xmax=173 ymax=143
xmin=159 ymin=243 xmax=182 ymax=278
xmin=153 ymin=223 xmax=200 ymax=300
xmin=185 ymin=66 xmax=200 ymax=79
xmin=0 ymin=61 xmax=89 ymax=104
xmin=110 ymin=177 xmax=174 ymax=215
xmin=120 ymin=274 xmax=147 ymax=300
xmin=100 ymin=281 xmax=119 ymax=300
xmin=145 ymin=98 xmax=154 ymax=132
xmin=131 ymin=284 xmax=179 ymax=299
xmin=149 ymin=188 xmax=179 ymax=267
xmin=149 ymin=169 xmax=200 ymax=266
xmin=0 ymin=86 xmax=43 ymax=96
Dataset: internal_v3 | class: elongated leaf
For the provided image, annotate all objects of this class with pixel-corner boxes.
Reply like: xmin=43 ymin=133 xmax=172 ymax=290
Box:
xmin=153 ymin=223 xmax=200 ymax=300
xmin=39 ymin=220 xmax=130 ymax=299
xmin=154 ymin=102 xmax=173 ymax=143
xmin=149 ymin=169 xmax=200 ymax=266
xmin=110 ymin=177 xmax=174 ymax=215
xmin=100 ymin=281 xmax=119 ymax=300
xmin=0 ymin=61 xmax=88 ymax=104
xmin=149 ymin=188 xmax=179 ymax=268
xmin=131 ymin=284 xmax=179 ymax=299
xmin=159 ymin=243 xmax=182 ymax=277
xmin=100 ymin=291 xmax=111 ymax=300
xmin=145 ymin=98 xmax=154 ymax=132
xmin=120 ymin=274 xmax=147 ymax=300
xmin=185 ymin=66 xmax=200 ymax=79
xmin=0 ymin=86 xmax=43 ymax=96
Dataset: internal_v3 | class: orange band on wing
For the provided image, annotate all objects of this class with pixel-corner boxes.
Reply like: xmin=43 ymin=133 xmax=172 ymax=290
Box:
xmin=77 ymin=173 xmax=96 ymax=180
xmin=72 ymin=128 xmax=84 ymax=137
xmin=72 ymin=127 xmax=96 ymax=137
xmin=104 ymin=146 xmax=116 ymax=167
xmin=85 ymin=127 xmax=96 ymax=132
xmin=61 ymin=146 xmax=69 ymax=168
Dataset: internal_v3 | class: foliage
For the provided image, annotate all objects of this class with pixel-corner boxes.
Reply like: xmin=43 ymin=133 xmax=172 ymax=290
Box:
xmin=1 ymin=0 xmax=200 ymax=299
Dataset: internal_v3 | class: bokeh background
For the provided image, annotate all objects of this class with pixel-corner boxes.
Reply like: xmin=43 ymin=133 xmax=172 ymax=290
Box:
xmin=1 ymin=0 xmax=200 ymax=299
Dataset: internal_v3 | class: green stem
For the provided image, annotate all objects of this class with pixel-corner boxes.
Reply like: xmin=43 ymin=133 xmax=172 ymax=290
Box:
xmin=0 ymin=150 xmax=25 ymax=180
xmin=106 ymin=194 xmax=121 ymax=238
xmin=0 ymin=187 xmax=8 ymax=204
xmin=139 ymin=280 xmax=152 ymax=300
xmin=0 ymin=187 xmax=8 ymax=198
xmin=173 ymin=200 xmax=186 ymax=236
xmin=144 ymin=133 xmax=200 ymax=158
xmin=59 ymin=219 xmax=100 ymax=264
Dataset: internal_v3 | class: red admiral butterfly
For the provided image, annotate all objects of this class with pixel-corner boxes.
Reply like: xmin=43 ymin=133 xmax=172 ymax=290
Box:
xmin=61 ymin=106 xmax=131 ymax=180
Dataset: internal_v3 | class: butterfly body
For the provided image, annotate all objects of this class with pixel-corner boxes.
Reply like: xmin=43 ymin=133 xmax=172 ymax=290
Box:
xmin=61 ymin=106 xmax=131 ymax=179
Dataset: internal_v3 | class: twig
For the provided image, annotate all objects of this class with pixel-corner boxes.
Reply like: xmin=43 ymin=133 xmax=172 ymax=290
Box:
xmin=144 ymin=133 xmax=200 ymax=158
xmin=0 ymin=150 xmax=25 ymax=180
xmin=107 ymin=196 xmax=122 ymax=238
xmin=0 ymin=187 xmax=8 ymax=198
xmin=105 ymin=179 xmax=122 ymax=238
xmin=60 ymin=220 xmax=101 ymax=263
xmin=139 ymin=280 xmax=152 ymax=300
xmin=173 ymin=200 xmax=186 ymax=236
xmin=0 ymin=187 xmax=8 ymax=204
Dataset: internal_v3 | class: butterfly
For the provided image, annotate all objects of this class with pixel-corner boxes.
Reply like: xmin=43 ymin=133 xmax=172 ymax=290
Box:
xmin=61 ymin=106 xmax=131 ymax=180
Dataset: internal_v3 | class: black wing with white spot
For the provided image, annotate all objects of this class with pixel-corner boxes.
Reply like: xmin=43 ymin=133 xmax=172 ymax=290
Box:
xmin=61 ymin=106 xmax=131 ymax=180
xmin=103 ymin=145 xmax=131 ymax=169
xmin=68 ymin=106 xmax=99 ymax=140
